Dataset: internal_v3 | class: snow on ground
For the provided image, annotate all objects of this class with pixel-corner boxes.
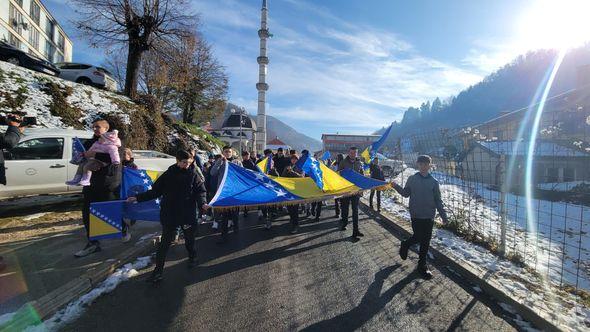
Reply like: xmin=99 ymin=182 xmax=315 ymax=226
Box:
xmin=23 ymin=256 xmax=152 ymax=332
xmin=381 ymin=168 xmax=590 ymax=330
xmin=391 ymin=167 xmax=590 ymax=290
xmin=537 ymin=181 xmax=589 ymax=192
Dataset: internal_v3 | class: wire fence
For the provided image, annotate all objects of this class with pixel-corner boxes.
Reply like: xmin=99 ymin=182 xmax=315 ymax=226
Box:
xmin=387 ymin=95 xmax=590 ymax=296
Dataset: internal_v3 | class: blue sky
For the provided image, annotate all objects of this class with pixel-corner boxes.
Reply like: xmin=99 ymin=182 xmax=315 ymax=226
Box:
xmin=43 ymin=0 xmax=586 ymax=140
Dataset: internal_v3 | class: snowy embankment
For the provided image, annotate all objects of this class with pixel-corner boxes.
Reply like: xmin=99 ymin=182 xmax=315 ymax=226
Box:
xmin=381 ymin=167 xmax=590 ymax=330
xmin=0 ymin=61 xmax=220 ymax=153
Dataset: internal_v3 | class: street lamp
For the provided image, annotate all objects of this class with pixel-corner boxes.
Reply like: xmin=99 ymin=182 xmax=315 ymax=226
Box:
xmin=231 ymin=109 xmax=244 ymax=156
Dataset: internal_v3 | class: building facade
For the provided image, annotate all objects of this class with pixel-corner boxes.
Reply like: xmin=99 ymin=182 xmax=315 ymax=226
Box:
xmin=0 ymin=0 xmax=73 ymax=63
xmin=321 ymin=134 xmax=380 ymax=155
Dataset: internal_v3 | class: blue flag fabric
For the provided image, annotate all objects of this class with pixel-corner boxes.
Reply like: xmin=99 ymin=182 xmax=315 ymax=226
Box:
xmin=120 ymin=167 xmax=160 ymax=222
xmin=298 ymin=153 xmax=324 ymax=190
xmin=210 ymin=162 xmax=301 ymax=207
xmin=370 ymin=124 xmax=393 ymax=157
xmin=320 ymin=151 xmax=331 ymax=161
xmin=70 ymin=137 xmax=86 ymax=165
xmin=339 ymin=169 xmax=389 ymax=190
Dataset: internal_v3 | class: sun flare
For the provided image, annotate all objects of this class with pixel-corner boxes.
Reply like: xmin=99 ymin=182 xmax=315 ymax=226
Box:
xmin=518 ymin=0 xmax=590 ymax=50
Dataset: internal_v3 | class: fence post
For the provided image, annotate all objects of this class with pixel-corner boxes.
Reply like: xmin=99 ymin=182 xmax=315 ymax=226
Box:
xmin=498 ymin=154 xmax=508 ymax=257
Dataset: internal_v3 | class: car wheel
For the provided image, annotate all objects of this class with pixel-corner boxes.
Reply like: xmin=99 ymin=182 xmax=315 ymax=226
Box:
xmin=76 ymin=77 xmax=92 ymax=85
xmin=6 ymin=57 xmax=20 ymax=66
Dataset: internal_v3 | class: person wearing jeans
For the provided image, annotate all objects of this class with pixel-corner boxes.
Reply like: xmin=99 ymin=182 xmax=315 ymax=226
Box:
xmin=337 ymin=147 xmax=365 ymax=239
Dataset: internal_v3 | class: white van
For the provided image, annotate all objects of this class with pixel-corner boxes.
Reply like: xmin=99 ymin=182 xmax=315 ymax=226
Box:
xmin=1 ymin=128 xmax=175 ymax=198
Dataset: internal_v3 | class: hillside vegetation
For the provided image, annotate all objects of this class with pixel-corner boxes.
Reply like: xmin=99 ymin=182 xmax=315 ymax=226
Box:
xmin=0 ymin=61 xmax=222 ymax=154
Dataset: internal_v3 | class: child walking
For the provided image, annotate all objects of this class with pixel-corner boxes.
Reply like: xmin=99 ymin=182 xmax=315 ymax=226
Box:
xmin=391 ymin=155 xmax=448 ymax=280
xmin=66 ymin=130 xmax=121 ymax=186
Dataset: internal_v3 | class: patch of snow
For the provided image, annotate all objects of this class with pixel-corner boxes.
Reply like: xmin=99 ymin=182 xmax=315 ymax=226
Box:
xmin=0 ymin=312 xmax=15 ymax=326
xmin=23 ymin=256 xmax=152 ymax=332
xmin=22 ymin=213 xmax=49 ymax=221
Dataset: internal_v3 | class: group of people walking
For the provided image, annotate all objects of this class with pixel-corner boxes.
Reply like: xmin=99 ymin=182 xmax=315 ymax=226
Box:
xmin=74 ymin=119 xmax=448 ymax=283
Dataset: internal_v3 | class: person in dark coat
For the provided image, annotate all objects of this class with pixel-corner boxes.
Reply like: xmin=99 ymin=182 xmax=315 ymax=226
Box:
xmin=122 ymin=148 xmax=138 ymax=169
xmin=127 ymin=150 xmax=208 ymax=283
xmin=0 ymin=116 xmax=23 ymax=185
xmin=273 ymin=148 xmax=289 ymax=176
xmin=338 ymin=147 xmax=364 ymax=240
xmin=282 ymin=155 xmax=303 ymax=234
xmin=75 ymin=119 xmax=122 ymax=257
xmin=210 ymin=146 xmax=242 ymax=243
xmin=369 ymin=158 xmax=385 ymax=211
xmin=241 ymin=150 xmax=259 ymax=172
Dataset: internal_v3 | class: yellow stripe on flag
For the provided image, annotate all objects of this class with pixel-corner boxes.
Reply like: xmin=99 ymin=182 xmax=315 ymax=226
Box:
xmin=89 ymin=214 xmax=120 ymax=238
xmin=256 ymin=158 xmax=268 ymax=174
xmin=319 ymin=163 xmax=357 ymax=193
xmin=146 ymin=170 xmax=162 ymax=181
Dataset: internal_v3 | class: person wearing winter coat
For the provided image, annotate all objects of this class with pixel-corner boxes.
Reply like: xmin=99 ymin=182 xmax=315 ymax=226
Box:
xmin=282 ymin=155 xmax=303 ymax=234
xmin=338 ymin=147 xmax=364 ymax=240
xmin=0 ymin=117 xmax=22 ymax=185
xmin=75 ymin=120 xmax=122 ymax=258
xmin=127 ymin=150 xmax=208 ymax=283
xmin=210 ymin=146 xmax=243 ymax=243
xmin=391 ymin=155 xmax=449 ymax=280
xmin=67 ymin=130 xmax=121 ymax=186
xmin=241 ymin=150 xmax=259 ymax=172
xmin=369 ymin=158 xmax=385 ymax=211
xmin=331 ymin=154 xmax=344 ymax=218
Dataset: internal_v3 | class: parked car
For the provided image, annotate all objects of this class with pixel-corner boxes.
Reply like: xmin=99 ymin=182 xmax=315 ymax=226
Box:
xmin=0 ymin=128 xmax=175 ymax=198
xmin=54 ymin=62 xmax=117 ymax=91
xmin=0 ymin=41 xmax=59 ymax=76
xmin=374 ymin=153 xmax=405 ymax=177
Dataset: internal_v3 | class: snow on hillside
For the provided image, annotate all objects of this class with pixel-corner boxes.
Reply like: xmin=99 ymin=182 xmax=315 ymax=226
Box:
xmin=0 ymin=61 xmax=220 ymax=153
xmin=0 ymin=61 xmax=130 ymax=129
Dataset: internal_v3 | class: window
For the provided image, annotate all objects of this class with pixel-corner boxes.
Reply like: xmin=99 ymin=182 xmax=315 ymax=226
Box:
xmin=563 ymin=168 xmax=575 ymax=182
xmin=57 ymin=33 xmax=64 ymax=51
xmin=546 ymin=167 xmax=559 ymax=183
xmin=9 ymin=4 xmax=23 ymax=35
xmin=29 ymin=27 xmax=39 ymax=50
xmin=8 ymin=138 xmax=64 ymax=160
xmin=45 ymin=19 xmax=54 ymax=40
xmin=55 ymin=53 xmax=64 ymax=63
xmin=45 ymin=40 xmax=55 ymax=61
xmin=30 ymin=1 xmax=41 ymax=26
xmin=14 ymin=0 xmax=23 ymax=7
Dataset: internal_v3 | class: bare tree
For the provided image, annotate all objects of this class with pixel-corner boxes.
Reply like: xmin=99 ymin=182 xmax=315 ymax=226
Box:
xmin=73 ymin=0 xmax=197 ymax=98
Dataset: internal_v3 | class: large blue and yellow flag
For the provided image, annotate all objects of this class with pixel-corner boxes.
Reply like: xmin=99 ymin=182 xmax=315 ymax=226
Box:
xmin=295 ymin=153 xmax=324 ymax=190
xmin=210 ymin=161 xmax=389 ymax=209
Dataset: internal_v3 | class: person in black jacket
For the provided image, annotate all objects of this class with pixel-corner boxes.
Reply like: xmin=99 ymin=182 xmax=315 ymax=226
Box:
xmin=75 ymin=119 xmax=122 ymax=257
xmin=273 ymin=148 xmax=289 ymax=175
xmin=369 ymin=158 xmax=385 ymax=211
xmin=127 ymin=150 xmax=208 ymax=283
xmin=0 ymin=115 xmax=23 ymax=185
xmin=241 ymin=150 xmax=258 ymax=172
xmin=282 ymin=155 xmax=303 ymax=234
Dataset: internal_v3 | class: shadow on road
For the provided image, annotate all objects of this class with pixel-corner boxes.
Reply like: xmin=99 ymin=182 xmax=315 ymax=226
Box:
xmin=301 ymin=263 xmax=420 ymax=331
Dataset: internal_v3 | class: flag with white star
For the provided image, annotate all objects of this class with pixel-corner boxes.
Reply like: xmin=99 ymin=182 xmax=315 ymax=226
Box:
xmin=89 ymin=200 xmax=124 ymax=241
xmin=120 ymin=167 xmax=162 ymax=222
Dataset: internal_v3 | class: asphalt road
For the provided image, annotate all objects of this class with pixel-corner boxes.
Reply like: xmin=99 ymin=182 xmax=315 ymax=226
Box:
xmin=64 ymin=204 xmax=520 ymax=331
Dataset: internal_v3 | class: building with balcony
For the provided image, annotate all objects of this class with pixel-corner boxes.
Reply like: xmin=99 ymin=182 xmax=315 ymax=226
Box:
xmin=0 ymin=0 xmax=73 ymax=63
xmin=321 ymin=133 xmax=380 ymax=155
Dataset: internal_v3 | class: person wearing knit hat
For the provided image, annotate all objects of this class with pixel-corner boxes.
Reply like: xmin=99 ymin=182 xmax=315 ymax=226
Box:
xmin=67 ymin=130 xmax=121 ymax=186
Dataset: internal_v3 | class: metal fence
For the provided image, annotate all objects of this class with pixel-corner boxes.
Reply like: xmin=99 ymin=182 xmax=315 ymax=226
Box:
xmin=387 ymin=100 xmax=590 ymax=296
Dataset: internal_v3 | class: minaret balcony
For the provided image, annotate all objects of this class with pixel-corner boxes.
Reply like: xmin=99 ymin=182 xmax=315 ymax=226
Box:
xmin=256 ymin=83 xmax=269 ymax=91
xmin=257 ymin=56 xmax=269 ymax=64
xmin=258 ymin=29 xmax=270 ymax=38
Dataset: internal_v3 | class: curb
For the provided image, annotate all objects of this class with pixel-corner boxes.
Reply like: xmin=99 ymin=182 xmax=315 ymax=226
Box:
xmin=359 ymin=199 xmax=562 ymax=332
xmin=1 ymin=237 xmax=159 ymax=331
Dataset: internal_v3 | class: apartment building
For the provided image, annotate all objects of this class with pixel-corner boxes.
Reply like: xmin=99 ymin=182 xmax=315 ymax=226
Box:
xmin=321 ymin=133 xmax=380 ymax=155
xmin=0 ymin=0 xmax=72 ymax=63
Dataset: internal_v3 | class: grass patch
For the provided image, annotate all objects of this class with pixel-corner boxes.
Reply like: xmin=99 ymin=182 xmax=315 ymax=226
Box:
xmin=0 ymin=85 xmax=28 ymax=111
xmin=41 ymin=82 xmax=84 ymax=129
xmin=559 ymin=285 xmax=590 ymax=308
